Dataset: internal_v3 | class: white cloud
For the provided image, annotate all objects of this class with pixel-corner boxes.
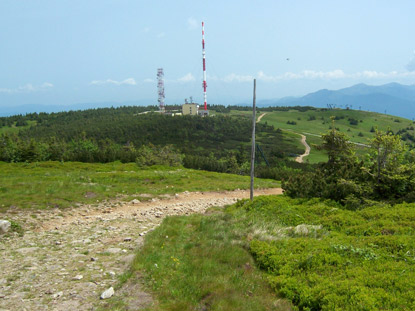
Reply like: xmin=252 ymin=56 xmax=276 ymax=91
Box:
xmin=172 ymin=69 xmax=415 ymax=85
xmin=90 ymin=78 xmax=137 ymax=86
xmin=217 ymin=69 xmax=415 ymax=83
xmin=352 ymin=71 xmax=388 ymax=79
xmin=41 ymin=82 xmax=54 ymax=88
xmin=120 ymin=78 xmax=136 ymax=85
xmin=0 ymin=82 xmax=54 ymax=93
xmin=143 ymin=78 xmax=155 ymax=83
xmin=187 ymin=17 xmax=198 ymax=30
xmin=406 ymin=51 xmax=415 ymax=71
xmin=276 ymin=69 xmax=346 ymax=80
xmin=223 ymin=73 xmax=254 ymax=83
xmin=306 ymin=69 xmax=346 ymax=79
xmin=20 ymin=84 xmax=36 ymax=92
xmin=257 ymin=71 xmax=278 ymax=82
xmin=0 ymin=87 xmax=14 ymax=93
xmin=207 ymin=74 xmax=219 ymax=81
xmin=177 ymin=73 xmax=196 ymax=82
xmin=157 ymin=32 xmax=165 ymax=38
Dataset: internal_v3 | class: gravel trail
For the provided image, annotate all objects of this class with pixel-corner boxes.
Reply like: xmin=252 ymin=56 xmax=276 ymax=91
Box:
xmin=295 ymin=134 xmax=311 ymax=163
xmin=0 ymin=188 xmax=282 ymax=311
xmin=256 ymin=112 xmax=267 ymax=123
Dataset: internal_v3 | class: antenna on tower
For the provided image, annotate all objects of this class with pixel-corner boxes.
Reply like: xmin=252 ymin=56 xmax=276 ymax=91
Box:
xmin=157 ymin=68 xmax=165 ymax=113
xmin=201 ymin=21 xmax=208 ymax=114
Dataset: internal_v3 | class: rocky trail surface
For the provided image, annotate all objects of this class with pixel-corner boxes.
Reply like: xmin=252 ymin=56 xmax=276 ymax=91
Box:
xmin=256 ymin=112 xmax=267 ymax=123
xmin=295 ymin=134 xmax=311 ymax=163
xmin=0 ymin=188 xmax=282 ymax=311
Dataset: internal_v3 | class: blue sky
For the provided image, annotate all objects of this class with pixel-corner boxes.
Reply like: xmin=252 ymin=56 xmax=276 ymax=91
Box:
xmin=1 ymin=0 xmax=415 ymax=109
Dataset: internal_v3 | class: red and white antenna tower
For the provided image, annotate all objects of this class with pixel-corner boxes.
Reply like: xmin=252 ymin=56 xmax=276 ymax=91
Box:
xmin=202 ymin=21 xmax=207 ymax=111
xmin=157 ymin=68 xmax=165 ymax=112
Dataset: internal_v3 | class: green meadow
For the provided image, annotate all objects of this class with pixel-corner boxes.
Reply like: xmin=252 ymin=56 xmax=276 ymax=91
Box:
xmin=256 ymin=108 xmax=414 ymax=163
xmin=0 ymin=161 xmax=279 ymax=212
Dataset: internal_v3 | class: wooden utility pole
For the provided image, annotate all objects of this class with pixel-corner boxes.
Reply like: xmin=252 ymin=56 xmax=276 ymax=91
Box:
xmin=250 ymin=79 xmax=256 ymax=201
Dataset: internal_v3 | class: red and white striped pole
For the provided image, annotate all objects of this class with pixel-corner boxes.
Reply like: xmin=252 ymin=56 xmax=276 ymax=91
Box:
xmin=202 ymin=21 xmax=207 ymax=111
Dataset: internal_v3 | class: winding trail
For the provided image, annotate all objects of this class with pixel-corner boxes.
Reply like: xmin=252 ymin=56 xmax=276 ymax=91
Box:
xmin=255 ymin=114 xmax=310 ymax=163
xmin=295 ymin=134 xmax=311 ymax=163
xmin=0 ymin=188 xmax=282 ymax=311
xmin=256 ymin=112 xmax=267 ymax=123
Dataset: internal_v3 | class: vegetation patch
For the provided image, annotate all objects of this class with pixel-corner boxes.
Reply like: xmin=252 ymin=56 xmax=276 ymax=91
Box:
xmin=232 ymin=196 xmax=415 ymax=311
xmin=132 ymin=211 xmax=292 ymax=311
xmin=131 ymin=194 xmax=415 ymax=310
xmin=0 ymin=161 xmax=279 ymax=211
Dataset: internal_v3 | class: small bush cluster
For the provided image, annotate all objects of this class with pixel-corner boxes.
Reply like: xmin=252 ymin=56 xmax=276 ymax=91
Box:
xmin=135 ymin=144 xmax=183 ymax=167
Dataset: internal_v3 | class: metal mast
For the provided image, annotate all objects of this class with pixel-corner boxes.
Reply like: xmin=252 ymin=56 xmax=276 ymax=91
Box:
xmin=202 ymin=21 xmax=207 ymax=111
xmin=157 ymin=68 xmax=165 ymax=113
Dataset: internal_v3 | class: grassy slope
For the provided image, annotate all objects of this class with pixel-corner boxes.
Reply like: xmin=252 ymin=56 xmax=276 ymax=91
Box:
xmin=129 ymin=195 xmax=415 ymax=311
xmin=258 ymin=109 xmax=413 ymax=163
xmin=0 ymin=120 xmax=36 ymax=134
xmin=0 ymin=161 xmax=279 ymax=212
xmin=261 ymin=109 xmax=411 ymax=143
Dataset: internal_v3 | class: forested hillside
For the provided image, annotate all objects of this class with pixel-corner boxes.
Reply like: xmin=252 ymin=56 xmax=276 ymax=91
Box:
xmin=0 ymin=106 xmax=303 ymax=173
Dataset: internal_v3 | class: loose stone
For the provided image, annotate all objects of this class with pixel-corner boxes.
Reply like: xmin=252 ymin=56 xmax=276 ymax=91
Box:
xmin=100 ymin=287 xmax=114 ymax=299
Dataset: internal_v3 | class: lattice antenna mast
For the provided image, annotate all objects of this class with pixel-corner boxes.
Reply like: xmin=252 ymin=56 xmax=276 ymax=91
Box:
xmin=157 ymin=68 xmax=165 ymax=112
xmin=202 ymin=22 xmax=207 ymax=111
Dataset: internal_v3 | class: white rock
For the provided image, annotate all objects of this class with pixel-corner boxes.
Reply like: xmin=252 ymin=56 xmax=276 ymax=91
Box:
xmin=73 ymin=275 xmax=83 ymax=280
xmin=53 ymin=291 xmax=63 ymax=299
xmin=0 ymin=220 xmax=11 ymax=234
xmin=100 ymin=287 xmax=114 ymax=299
xmin=130 ymin=199 xmax=140 ymax=204
xmin=107 ymin=248 xmax=121 ymax=254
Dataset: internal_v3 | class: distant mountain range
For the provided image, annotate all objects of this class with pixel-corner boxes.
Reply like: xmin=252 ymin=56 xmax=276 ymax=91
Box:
xmin=2 ymin=83 xmax=415 ymax=119
xmin=258 ymin=83 xmax=415 ymax=119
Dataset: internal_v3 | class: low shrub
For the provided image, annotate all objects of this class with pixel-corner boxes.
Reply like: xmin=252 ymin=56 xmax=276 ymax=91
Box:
xmin=235 ymin=196 xmax=415 ymax=310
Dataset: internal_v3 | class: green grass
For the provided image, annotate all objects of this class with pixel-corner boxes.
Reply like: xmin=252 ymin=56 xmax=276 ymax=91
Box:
xmin=280 ymin=130 xmax=305 ymax=153
xmin=299 ymin=133 xmax=327 ymax=163
xmin=0 ymin=161 xmax=279 ymax=211
xmin=261 ymin=109 xmax=412 ymax=144
xmin=128 ymin=210 xmax=293 ymax=311
xmin=0 ymin=120 xmax=36 ymax=134
xmin=121 ymin=195 xmax=415 ymax=310
xmin=255 ymin=109 xmax=413 ymax=163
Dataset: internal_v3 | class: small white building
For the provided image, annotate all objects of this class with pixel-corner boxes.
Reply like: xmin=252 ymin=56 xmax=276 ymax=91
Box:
xmin=182 ymin=103 xmax=199 ymax=116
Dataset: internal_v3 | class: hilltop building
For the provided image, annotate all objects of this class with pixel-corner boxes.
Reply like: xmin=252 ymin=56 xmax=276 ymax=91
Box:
xmin=182 ymin=103 xmax=198 ymax=116
xmin=182 ymin=97 xmax=210 ymax=116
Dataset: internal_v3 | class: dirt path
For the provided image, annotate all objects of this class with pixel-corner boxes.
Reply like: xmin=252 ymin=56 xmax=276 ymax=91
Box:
xmin=295 ymin=134 xmax=311 ymax=163
xmin=256 ymin=112 xmax=267 ymax=123
xmin=0 ymin=188 xmax=282 ymax=311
